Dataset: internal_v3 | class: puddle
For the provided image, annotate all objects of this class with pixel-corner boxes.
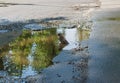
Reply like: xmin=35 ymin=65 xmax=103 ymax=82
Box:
xmin=0 ymin=26 xmax=90 ymax=79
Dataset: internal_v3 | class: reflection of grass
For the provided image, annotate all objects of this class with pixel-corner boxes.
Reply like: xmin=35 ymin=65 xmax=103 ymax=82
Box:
xmin=10 ymin=30 xmax=32 ymax=49
xmin=32 ymin=29 xmax=59 ymax=70
xmin=12 ymin=53 xmax=29 ymax=66
xmin=78 ymin=28 xmax=90 ymax=41
xmin=8 ymin=28 xmax=59 ymax=72
xmin=0 ymin=45 xmax=9 ymax=57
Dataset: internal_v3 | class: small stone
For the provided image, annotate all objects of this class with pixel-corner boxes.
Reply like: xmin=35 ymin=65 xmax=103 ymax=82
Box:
xmin=56 ymin=74 xmax=61 ymax=77
xmin=61 ymin=80 xmax=65 ymax=83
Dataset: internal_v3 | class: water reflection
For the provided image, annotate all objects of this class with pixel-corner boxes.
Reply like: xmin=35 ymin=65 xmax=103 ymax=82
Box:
xmin=0 ymin=57 xmax=4 ymax=70
xmin=0 ymin=28 xmax=59 ymax=78
xmin=57 ymin=28 xmax=90 ymax=50
xmin=0 ymin=27 xmax=90 ymax=79
xmin=57 ymin=33 xmax=69 ymax=50
xmin=21 ymin=43 xmax=37 ymax=78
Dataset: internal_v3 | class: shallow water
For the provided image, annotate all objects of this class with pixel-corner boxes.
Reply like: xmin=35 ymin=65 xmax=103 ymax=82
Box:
xmin=0 ymin=26 xmax=90 ymax=79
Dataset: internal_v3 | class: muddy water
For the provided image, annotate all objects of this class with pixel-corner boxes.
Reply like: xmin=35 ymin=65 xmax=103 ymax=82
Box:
xmin=0 ymin=27 xmax=90 ymax=80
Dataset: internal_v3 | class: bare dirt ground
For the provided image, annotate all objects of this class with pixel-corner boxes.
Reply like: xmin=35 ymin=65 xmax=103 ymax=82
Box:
xmin=0 ymin=0 xmax=99 ymax=23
